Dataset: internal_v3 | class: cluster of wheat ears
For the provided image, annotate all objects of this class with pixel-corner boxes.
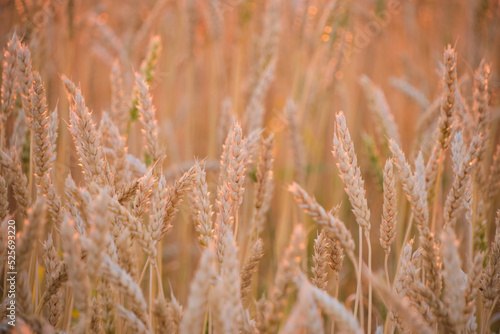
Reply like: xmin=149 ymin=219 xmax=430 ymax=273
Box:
xmin=0 ymin=6 xmax=499 ymax=334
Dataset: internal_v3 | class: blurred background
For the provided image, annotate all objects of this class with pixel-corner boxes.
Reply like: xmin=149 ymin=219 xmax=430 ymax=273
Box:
xmin=1 ymin=0 xmax=499 ymax=308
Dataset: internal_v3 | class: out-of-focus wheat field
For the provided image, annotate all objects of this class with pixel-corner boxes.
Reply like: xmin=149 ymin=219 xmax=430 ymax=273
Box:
xmin=0 ymin=0 xmax=499 ymax=333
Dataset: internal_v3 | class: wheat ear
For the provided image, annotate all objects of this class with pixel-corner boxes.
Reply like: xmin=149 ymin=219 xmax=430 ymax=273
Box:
xmin=380 ymin=158 xmax=397 ymax=283
xmin=179 ymin=246 xmax=216 ymax=334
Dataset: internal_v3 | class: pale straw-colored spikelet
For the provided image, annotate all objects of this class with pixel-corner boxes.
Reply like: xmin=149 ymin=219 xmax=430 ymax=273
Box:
xmin=389 ymin=76 xmax=430 ymax=109
xmin=440 ymin=228 xmax=466 ymax=330
xmin=327 ymin=234 xmax=345 ymax=274
xmin=0 ymin=175 xmax=8 ymax=221
xmin=240 ymin=237 xmax=264 ymax=303
xmin=64 ymin=174 xmax=89 ymax=235
xmin=168 ymin=295 xmax=183 ymax=334
xmin=16 ymin=41 xmax=33 ymax=124
xmin=471 ymin=61 xmax=491 ymax=186
xmin=466 ymin=314 xmax=478 ymax=334
xmin=266 ymin=224 xmax=305 ymax=332
xmin=43 ymin=233 xmax=64 ymax=328
xmin=116 ymin=178 xmax=139 ymax=204
xmin=40 ymin=174 xmax=63 ymax=225
xmin=245 ymin=56 xmax=277 ymax=134
xmin=288 ymin=182 xmax=355 ymax=252
xmin=132 ymin=172 xmax=155 ymax=218
xmin=372 ymin=275 xmax=434 ymax=334
xmin=88 ymin=14 xmax=124 ymax=56
xmin=61 ymin=215 xmax=91 ymax=331
xmin=418 ymin=226 xmax=442 ymax=298
xmin=106 ymin=192 xmax=156 ymax=259
xmin=227 ymin=122 xmax=246 ymax=212
xmin=210 ymin=277 xmax=227 ymax=333
xmin=485 ymin=144 xmax=500 ymax=203
xmin=215 ymin=186 xmax=233 ymax=262
xmin=360 ymin=75 xmax=401 ymax=144
xmin=444 ymin=133 xmax=482 ymax=228
xmin=389 ymin=139 xmax=428 ymax=226
xmin=108 ymin=199 xmax=135 ymax=265
xmin=31 ymin=71 xmax=51 ymax=183
xmin=0 ymin=148 xmax=28 ymax=217
xmin=110 ymin=59 xmax=127 ymax=134
xmin=312 ymin=229 xmax=330 ymax=290
xmin=179 ymin=246 xmax=217 ymax=334
xmin=99 ymin=112 xmax=128 ymax=187
xmin=242 ymin=128 xmax=264 ymax=168
xmin=116 ymin=304 xmax=149 ymax=334
xmin=249 ymin=0 xmax=279 ymax=94
xmin=389 ymin=140 xmax=442 ymax=296
xmin=438 ymin=45 xmax=457 ymax=150
xmin=284 ymin=98 xmax=306 ymax=183
xmin=473 ymin=60 xmax=491 ymax=138
xmin=61 ymin=75 xmax=77 ymax=106
xmin=219 ymin=120 xmax=233 ymax=180
xmin=98 ymin=279 xmax=117 ymax=333
xmin=451 ymin=131 xmax=466 ymax=173
xmin=63 ymin=77 xmax=110 ymax=187
xmin=1 ymin=34 xmax=18 ymax=116
xmin=391 ymin=241 xmax=415 ymax=332
xmin=253 ymin=133 xmax=274 ymax=233
xmin=135 ymin=72 xmax=161 ymax=163
xmin=17 ymin=199 xmax=44 ymax=311
xmin=332 ymin=111 xmax=371 ymax=233
xmin=155 ymin=164 xmax=197 ymax=240
xmin=218 ymin=97 xmax=234 ymax=150
xmin=380 ymin=159 xmax=397 ymax=254
xmin=464 ymin=252 xmax=484 ymax=319
xmin=154 ymin=295 xmax=183 ymax=334
xmin=48 ymin=106 xmax=58 ymax=164
xmin=190 ymin=162 xmax=213 ymax=246
xmin=86 ymin=190 xmax=111 ymax=279
xmin=281 ymin=278 xmax=324 ymax=334
xmin=18 ymin=198 xmax=45 ymax=271
xmin=150 ymin=174 xmax=167 ymax=238
xmin=11 ymin=106 xmax=27 ymax=148
xmin=310 ymin=284 xmax=362 ymax=334
xmin=90 ymin=297 xmax=103 ymax=334
xmin=415 ymin=152 xmax=426 ymax=198
xmin=101 ymin=255 xmax=148 ymax=326
xmin=481 ymin=211 xmax=500 ymax=312
xmin=219 ymin=228 xmax=244 ymax=333
xmin=153 ymin=298 xmax=169 ymax=334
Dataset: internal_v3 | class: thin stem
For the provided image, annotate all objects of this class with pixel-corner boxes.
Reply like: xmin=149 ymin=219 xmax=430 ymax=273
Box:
xmin=202 ymin=297 xmax=209 ymax=334
xmin=483 ymin=297 xmax=499 ymax=334
xmin=430 ymin=149 xmax=444 ymax=233
xmin=233 ymin=210 xmax=239 ymax=241
xmin=64 ymin=288 xmax=74 ymax=332
xmin=28 ymin=131 xmax=34 ymax=203
xmin=155 ymin=264 xmax=164 ymax=298
xmin=34 ymin=290 xmax=46 ymax=315
xmin=149 ymin=264 xmax=154 ymax=332
xmin=384 ymin=253 xmax=390 ymax=286
xmin=138 ymin=257 xmax=150 ymax=285
xmin=365 ymin=232 xmax=372 ymax=334
xmin=353 ymin=226 xmax=363 ymax=328
xmin=331 ymin=273 xmax=339 ymax=334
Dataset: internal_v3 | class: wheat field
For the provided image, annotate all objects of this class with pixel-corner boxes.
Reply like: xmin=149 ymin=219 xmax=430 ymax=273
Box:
xmin=0 ymin=0 xmax=499 ymax=333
